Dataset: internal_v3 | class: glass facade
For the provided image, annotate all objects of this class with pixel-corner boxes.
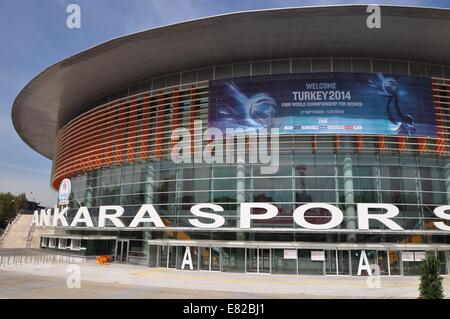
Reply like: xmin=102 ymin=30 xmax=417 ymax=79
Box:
xmin=66 ymin=153 xmax=450 ymax=234
xmin=44 ymin=57 xmax=450 ymax=276
xmin=137 ymin=243 xmax=449 ymax=276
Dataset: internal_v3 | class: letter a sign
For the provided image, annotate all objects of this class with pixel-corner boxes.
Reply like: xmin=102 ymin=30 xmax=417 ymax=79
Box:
xmin=357 ymin=250 xmax=373 ymax=276
xmin=181 ymin=247 xmax=194 ymax=270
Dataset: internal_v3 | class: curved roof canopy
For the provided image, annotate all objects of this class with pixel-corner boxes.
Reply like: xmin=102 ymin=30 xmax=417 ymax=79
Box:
xmin=12 ymin=5 xmax=450 ymax=159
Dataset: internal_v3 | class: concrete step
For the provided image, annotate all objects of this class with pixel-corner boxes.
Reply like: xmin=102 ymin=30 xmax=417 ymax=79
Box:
xmin=1 ymin=214 xmax=58 ymax=249
xmin=0 ymin=215 xmax=32 ymax=248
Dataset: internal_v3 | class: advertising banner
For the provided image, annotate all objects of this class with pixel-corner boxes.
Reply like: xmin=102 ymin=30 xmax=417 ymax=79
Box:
xmin=414 ymin=251 xmax=426 ymax=261
xmin=208 ymin=73 xmax=437 ymax=137
xmin=283 ymin=249 xmax=298 ymax=259
xmin=311 ymin=251 xmax=325 ymax=261
xmin=402 ymin=251 xmax=414 ymax=262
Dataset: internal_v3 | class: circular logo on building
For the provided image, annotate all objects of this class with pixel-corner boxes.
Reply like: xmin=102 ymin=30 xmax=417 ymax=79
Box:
xmin=58 ymin=178 xmax=71 ymax=205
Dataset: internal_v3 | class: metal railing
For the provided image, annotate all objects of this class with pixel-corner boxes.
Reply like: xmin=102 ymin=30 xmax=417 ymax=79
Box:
xmin=0 ymin=214 xmax=22 ymax=245
xmin=25 ymin=225 xmax=35 ymax=249
xmin=0 ymin=252 xmax=86 ymax=267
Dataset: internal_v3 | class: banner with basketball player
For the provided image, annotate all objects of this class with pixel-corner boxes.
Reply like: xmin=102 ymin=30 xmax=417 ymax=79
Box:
xmin=208 ymin=72 xmax=437 ymax=137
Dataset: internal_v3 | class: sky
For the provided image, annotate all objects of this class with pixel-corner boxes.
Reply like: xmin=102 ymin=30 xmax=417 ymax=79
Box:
xmin=0 ymin=0 xmax=449 ymax=207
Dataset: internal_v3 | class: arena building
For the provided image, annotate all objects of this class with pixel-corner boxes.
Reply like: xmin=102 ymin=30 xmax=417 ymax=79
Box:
xmin=12 ymin=5 xmax=450 ymax=276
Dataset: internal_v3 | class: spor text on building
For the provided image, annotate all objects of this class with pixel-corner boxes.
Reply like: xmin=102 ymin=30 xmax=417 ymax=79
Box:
xmin=12 ymin=5 xmax=450 ymax=276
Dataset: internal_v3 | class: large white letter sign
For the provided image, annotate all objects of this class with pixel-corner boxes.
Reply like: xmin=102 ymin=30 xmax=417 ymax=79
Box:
xmin=293 ymin=203 xmax=343 ymax=230
xmin=433 ymin=206 xmax=450 ymax=231
xmin=70 ymin=207 xmax=94 ymax=227
xmin=31 ymin=210 xmax=39 ymax=226
xmin=240 ymin=203 xmax=278 ymax=229
xmin=181 ymin=247 xmax=194 ymax=270
xmin=357 ymin=250 xmax=373 ymax=276
xmin=98 ymin=206 xmax=125 ymax=228
xmin=189 ymin=204 xmax=225 ymax=228
xmin=129 ymin=204 xmax=165 ymax=228
xmin=39 ymin=209 xmax=52 ymax=227
xmin=53 ymin=206 xmax=69 ymax=227
xmin=357 ymin=203 xmax=403 ymax=230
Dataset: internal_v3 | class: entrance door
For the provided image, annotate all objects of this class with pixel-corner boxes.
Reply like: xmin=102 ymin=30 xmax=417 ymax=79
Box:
xmin=325 ymin=250 xmax=337 ymax=275
xmin=388 ymin=251 xmax=401 ymax=276
xmin=337 ymin=250 xmax=350 ymax=275
xmin=246 ymin=249 xmax=270 ymax=273
xmin=376 ymin=251 xmax=389 ymax=276
xmin=168 ymin=246 xmax=177 ymax=268
xmin=158 ymin=245 xmax=168 ymax=268
xmin=116 ymin=240 xmax=129 ymax=263
xmin=210 ymin=247 xmax=221 ymax=271
xmin=246 ymin=249 xmax=258 ymax=272
xmin=259 ymin=249 xmax=270 ymax=273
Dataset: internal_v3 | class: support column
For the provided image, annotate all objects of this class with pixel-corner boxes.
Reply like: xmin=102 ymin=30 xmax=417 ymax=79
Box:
xmin=85 ymin=171 xmax=96 ymax=208
xmin=144 ymin=162 xmax=156 ymax=234
xmin=144 ymin=162 xmax=156 ymax=263
xmin=174 ymin=165 xmax=183 ymax=234
xmin=85 ymin=187 xmax=93 ymax=207
xmin=236 ymin=133 xmax=246 ymax=241
xmin=145 ymin=163 xmax=155 ymax=205
xmin=236 ymin=164 xmax=246 ymax=241
xmin=444 ymin=163 xmax=450 ymax=205
xmin=343 ymin=155 xmax=356 ymax=242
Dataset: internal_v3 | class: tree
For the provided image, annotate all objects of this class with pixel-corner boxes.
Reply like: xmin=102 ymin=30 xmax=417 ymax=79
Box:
xmin=0 ymin=192 xmax=27 ymax=229
xmin=419 ymin=253 xmax=445 ymax=299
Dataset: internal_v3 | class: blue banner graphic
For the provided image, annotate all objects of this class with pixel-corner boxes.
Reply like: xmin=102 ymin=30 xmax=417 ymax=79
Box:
xmin=208 ymin=73 xmax=437 ymax=137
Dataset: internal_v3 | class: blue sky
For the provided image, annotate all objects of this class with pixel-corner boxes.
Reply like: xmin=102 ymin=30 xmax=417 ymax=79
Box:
xmin=0 ymin=0 xmax=449 ymax=206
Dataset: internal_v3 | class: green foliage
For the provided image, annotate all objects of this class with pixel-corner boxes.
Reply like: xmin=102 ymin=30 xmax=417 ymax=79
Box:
xmin=419 ymin=253 xmax=445 ymax=299
xmin=0 ymin=192 xmax=27 ymax=229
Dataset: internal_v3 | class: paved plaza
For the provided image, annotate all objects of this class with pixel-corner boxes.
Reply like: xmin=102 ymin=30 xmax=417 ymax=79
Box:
xmin=1 ymin=258 xmax=449 ymax=298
